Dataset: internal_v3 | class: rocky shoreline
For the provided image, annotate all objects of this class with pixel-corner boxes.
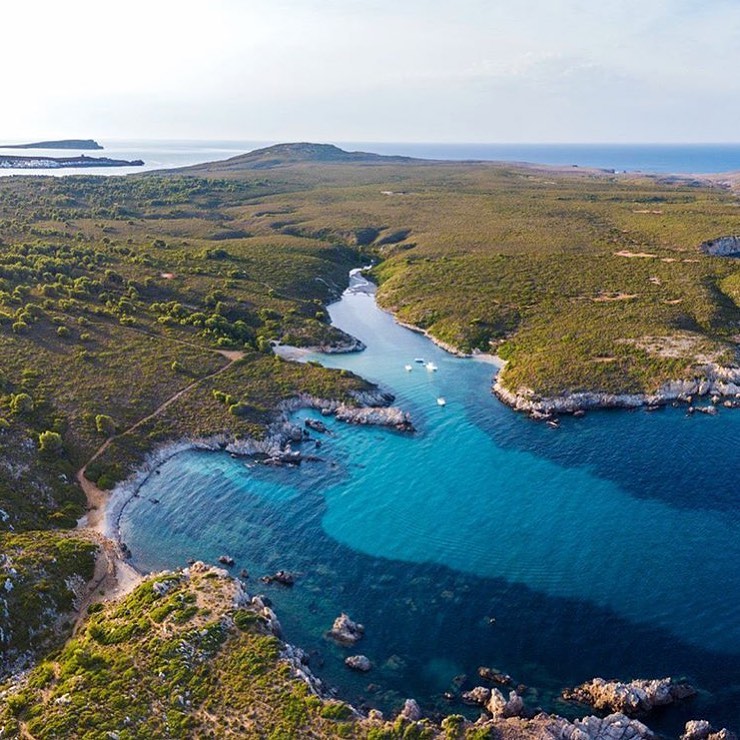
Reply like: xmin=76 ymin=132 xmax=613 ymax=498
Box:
xmin=493 ymin=361 xmax=740 ymax=418
xmin=0 ymin=154 xmax=144 ymax=169
xmin=105 ymin=388 xmax=412 ymax=541
xmin=177 ymin=567 xmax=740 ymax=740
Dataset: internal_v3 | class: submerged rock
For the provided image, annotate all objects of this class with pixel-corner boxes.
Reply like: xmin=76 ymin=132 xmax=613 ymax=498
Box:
xmin=259 ymin=570 xmax=295 ymax=587
xmin=478 ymin=665 xmax=513 ymax=686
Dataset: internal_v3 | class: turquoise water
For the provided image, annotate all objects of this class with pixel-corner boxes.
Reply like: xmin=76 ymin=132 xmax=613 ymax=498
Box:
xmin=121 ymin=272 xmax=740 ymax=732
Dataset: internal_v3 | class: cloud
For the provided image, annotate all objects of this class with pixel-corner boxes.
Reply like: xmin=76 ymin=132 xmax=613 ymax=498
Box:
xmin=3 ymin=0 xmax=740 ymax=141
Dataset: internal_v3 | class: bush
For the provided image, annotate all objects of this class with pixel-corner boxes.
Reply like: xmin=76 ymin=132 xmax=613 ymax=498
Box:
xmin=10 ymin=392 xmax=34 ymax=414
xmin=38 ymin=430 xmax=63 ymax=455
xmin=95 ymin=414 xmax=116 ymax=437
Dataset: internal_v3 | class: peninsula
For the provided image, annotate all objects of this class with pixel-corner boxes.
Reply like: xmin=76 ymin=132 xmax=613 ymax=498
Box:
xmin=0 ymin=154 xmax=143 ymax=169
xmin=0 ymin=138 xmax=103 ymax=150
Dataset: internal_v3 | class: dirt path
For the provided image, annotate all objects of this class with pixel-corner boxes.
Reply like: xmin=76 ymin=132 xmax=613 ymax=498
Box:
xmin=73 ymin=349 xmax=245 ymax=618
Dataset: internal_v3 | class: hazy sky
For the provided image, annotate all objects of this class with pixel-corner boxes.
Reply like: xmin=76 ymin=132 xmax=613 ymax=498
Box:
xmin=5 ymin=0 xmax=740 ymax=142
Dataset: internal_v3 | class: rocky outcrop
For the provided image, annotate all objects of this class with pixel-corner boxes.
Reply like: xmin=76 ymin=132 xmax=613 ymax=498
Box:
xmin=495 ymin=362 xmax=740 ymax=416
xmin=399 ymin=699 xmax=422 ymax=722
xmin=461 ymin=686 xmax=491 ymax=705
xmin=277 ymin=391 xmax=412 ymax=432
xmin=563 ymin=713 xmax=655 ymax=740
xmin=393 ymin=710 xmax=656 ymax=740
xmin=328 ymin=613 xmax=364 ymax=644
xmin=700 ymin=235 xmax=740 ymax=256
xmin=334 ymin=404 xmax=413 ymax=430
xmin=487 ymin=688 xmax=525 ymax=718
xmin=562 ymin=677 xmax=696 ymax=716
xmin=345 ymin=654 xmax=372 ymax=672
xmin=319 ymin=334 xmax=366 ymax=354
xmin=682 ymin=720 xmax=738 ymax=740
xmin=0 ymin=155 xmax=144 ymax=169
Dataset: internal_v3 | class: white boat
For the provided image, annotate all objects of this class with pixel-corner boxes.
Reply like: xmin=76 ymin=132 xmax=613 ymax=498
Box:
xmin=404 ymin=364 xmax=413 ymax=371
xmin=414 ymin=358 xmax=425 ymax=364
xmin=437 ymin=397 xmax=446 ymax=406
xmin=426 ymin=362 xmax=438 ymax=371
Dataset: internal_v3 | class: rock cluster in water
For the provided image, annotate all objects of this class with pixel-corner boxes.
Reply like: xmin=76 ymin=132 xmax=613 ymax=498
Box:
xmin=328 ymin=613 xmax=364 ymax=645
xmin=344 ymin=654 xmax=372 ymax=672
xmin=682 ymin=720 xmax=738 ymax=740
xmin=562 ymin=676 xmax=697 ymax=716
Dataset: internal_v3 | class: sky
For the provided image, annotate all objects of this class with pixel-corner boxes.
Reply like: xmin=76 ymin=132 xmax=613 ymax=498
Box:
xmin=4 ymin=0 xmax=740 ymax=143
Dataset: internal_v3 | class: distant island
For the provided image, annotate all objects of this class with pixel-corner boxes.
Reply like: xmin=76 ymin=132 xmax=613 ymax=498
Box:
xmin=0 ymin=138 xmax=103 ymax=150
xmin=0 ymin=154 xmax=143 ymax=169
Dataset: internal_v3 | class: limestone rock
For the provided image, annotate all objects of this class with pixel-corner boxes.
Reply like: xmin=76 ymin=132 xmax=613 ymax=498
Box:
xmin=487 ymin=688 xmax=524 ymax=718
xmin=461 ymin=686 xmax=491 ymax=705
xmin=567 ymin=712 xmax=655 ymax=740
xmin=683 ymin=720 xmax=713 ymax=740
xmin=399 ymin=698 xmax=422 ymax=722
xmin=328 ymin=612 xmax=364 ymax=644
xmin=682 ymin=721 xmax=739 ymax=740
xmin=562 ymin=677 xmax=696 ymax=716
xmin=344 ymin=654 xmax=372 ymax=672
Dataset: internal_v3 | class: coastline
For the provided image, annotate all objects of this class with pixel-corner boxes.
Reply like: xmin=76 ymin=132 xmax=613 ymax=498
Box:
xmin=492 ymin=361 xmax=740 ymax=417
xmin=374 ymin=296 xmax=740 ymax=417
xmin=104 ymin=389 xmax=411 ymax=551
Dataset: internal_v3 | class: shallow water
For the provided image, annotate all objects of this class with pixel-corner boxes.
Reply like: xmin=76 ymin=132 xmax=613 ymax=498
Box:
xmin=121 ymin=271 xmax=740 ymax=732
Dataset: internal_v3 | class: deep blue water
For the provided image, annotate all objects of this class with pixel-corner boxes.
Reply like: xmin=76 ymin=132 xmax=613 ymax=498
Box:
xmin=4 ymin=140 xmax=740 ymax=176
xmin=342 ymin=142 xmax=740 ymax=174
xmin=119 ymin=272 xmax=740 ymax=734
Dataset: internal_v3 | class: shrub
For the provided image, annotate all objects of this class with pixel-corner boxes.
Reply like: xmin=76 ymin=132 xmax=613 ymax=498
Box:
xmin=38 ymin=430 xmax=64 ymax=455
xmin=10 ymin=392 xmax=33 ymax=414
xmin=95 ymin=414 xmax=116 ymax=437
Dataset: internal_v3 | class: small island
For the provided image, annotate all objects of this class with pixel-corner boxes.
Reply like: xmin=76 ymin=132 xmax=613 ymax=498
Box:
xmin=0 ymin=154 xmax=144 ymax=169
xmin=0 ymin=138 xmax=103 ymax=150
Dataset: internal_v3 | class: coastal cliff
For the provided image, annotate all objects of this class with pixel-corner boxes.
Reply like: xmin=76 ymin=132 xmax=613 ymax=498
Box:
xmin=493 ymin=361 xmax=740 ymax=416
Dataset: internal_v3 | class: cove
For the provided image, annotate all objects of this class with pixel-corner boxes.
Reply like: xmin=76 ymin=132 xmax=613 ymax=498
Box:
xmin=120 ymin=270 xmax=740 ymax=732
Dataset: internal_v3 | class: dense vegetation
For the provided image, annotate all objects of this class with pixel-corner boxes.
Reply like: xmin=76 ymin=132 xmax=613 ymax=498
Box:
xmin=0 ymin=564 xmax=499 ymax=739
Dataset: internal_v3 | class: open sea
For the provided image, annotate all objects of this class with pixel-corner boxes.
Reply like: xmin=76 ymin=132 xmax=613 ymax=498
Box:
xmin=3 ymin=140 xmax=740 ymax=176
xmin=118 ymin=272 xmax=740 ymax=735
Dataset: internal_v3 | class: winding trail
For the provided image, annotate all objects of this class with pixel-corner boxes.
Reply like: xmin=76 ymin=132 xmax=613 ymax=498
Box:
xmin=73 ymin=349 xmax=245 ymax=624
